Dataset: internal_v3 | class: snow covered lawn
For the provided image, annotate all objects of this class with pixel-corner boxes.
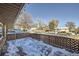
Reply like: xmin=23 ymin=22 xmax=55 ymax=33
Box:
xmin=4 ymin=37 xmax=79 ymax=56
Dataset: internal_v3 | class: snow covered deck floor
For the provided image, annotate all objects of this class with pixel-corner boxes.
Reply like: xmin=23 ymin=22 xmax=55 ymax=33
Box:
xmin=4 ymin=37 xmax=79 ymax=56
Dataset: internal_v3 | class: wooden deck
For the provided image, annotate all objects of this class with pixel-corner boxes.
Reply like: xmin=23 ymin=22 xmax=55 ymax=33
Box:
xmin=0 ymin=33 xmax=79 ymax=53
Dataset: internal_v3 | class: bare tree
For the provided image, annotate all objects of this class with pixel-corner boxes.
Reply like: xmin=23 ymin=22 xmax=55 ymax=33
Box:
xmin=48 ymin=19 xmax=59 ymax=31
xmin=35 ymin=17 xmax=47 ymax=30
xmin=15 ymin=10 xmax=32 ymax=31
xmin=65 ymin=21 xmax=76 ymax=32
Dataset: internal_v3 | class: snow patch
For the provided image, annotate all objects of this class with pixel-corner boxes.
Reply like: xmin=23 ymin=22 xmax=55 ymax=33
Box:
xmin=4 ymin=37 xmax=79 ymax=56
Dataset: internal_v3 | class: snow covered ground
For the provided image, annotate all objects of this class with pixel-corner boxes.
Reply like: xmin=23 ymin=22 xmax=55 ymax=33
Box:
xmin=4 ymin=37 xmax=79 ymax=56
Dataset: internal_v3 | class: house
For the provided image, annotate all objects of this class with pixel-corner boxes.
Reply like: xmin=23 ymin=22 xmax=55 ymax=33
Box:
xmin=56 ymin=27 xmax=69 ymax=33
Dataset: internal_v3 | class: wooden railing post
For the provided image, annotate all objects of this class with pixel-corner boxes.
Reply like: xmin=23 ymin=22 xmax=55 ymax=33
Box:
xmin=2 ymin=24 xmax=7 ymax=40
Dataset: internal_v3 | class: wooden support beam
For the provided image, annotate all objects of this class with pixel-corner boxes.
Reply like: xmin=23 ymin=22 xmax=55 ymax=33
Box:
xmin=2 ymin=24 xmax=7 ymax=40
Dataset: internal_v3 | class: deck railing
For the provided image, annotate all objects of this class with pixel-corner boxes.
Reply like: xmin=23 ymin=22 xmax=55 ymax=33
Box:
xmin=29 ymin=33 xmax=79 ymax=53
xmin=3 ymin=33 xmax=79 ymax=53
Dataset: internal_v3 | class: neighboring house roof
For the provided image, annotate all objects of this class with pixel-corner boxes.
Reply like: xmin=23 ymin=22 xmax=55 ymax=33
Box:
xmin=56 ymin=27 xmax=69 ymax=30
